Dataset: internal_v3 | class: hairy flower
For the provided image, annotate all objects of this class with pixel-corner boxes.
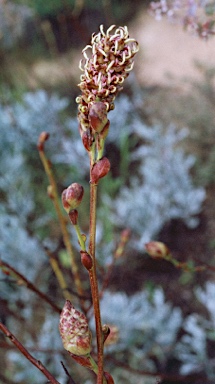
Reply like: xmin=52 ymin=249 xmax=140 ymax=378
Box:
xmin=59 ymin=300 xmax=92 ymax=356
xmin=76 ymin=25 xmax=139 ymax=134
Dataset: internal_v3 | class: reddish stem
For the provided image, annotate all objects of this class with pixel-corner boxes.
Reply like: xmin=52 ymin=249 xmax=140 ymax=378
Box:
xmin=0 ymin=259 xmax=61 ymax=313
xmin=88 ymin=179 xmax=105 ymax=384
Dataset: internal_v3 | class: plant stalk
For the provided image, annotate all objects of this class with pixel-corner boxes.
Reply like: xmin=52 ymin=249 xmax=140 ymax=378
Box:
xmin=88 ymin=179 xmax=105 ymax=384
xmin=0 ymin=322 xmax=60 ymax=384
xmin=38 ymin=147 xmax=85 ymax=308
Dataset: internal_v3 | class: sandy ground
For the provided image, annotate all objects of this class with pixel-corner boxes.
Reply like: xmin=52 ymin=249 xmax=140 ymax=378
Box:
xmin=30 ymin=9 xmax=215 ymax=90
xmin=130 ymin=13 xmax=215 ymax=87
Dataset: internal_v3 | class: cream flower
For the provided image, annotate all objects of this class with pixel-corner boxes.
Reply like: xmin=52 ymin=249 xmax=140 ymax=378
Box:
xmin=76 ymin=25 xmax=139 ymax=134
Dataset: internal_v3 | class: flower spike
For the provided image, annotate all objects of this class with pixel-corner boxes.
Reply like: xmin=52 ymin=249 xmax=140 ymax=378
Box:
xmin=76 ymin=25 xmax=139 ymax=137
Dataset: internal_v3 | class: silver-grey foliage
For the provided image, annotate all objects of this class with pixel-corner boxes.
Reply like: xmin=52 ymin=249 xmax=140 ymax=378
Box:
xmin=111 ymin=121 xmax=205 ymax=248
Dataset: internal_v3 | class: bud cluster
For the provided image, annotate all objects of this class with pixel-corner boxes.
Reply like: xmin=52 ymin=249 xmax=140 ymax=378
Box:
xmin=76 ymin=24 xmax=139 ymax=138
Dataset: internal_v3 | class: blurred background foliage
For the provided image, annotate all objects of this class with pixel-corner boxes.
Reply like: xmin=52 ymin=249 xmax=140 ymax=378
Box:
xmin=1 ymin=1 xmax=215 ymax=383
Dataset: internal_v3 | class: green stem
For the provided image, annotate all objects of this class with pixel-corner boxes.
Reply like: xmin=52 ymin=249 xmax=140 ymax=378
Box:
xmin=74 ymin=224 xmax=86 ymax=251
xmin=97 ymin=137 xmax=105 ymax=161
xmin=88 ymin=355 xmax=107 ymax=384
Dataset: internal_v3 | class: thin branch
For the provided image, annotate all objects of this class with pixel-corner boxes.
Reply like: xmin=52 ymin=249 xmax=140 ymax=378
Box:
xmin=0 ymin=259 xmax=61 ymax=313
xmin=100 ymin=229 xmax=131 ymax=296
xmin=0 ymin=342 xmax=63 ymax=354
xmin=88 ymin=179 xmax=105 ymax=384
xmin=0 ymin=322 xmax=60 ymax=384
xmin=38 ymin=134 xmax=85 ymax=310
xmin=45 ymin=247 xmax=74 ymax=302
xmin=61 ymin=361 xmax=77 ymax=384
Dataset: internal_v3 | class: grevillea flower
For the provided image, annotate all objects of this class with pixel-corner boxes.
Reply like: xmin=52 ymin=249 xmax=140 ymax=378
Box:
xmin=59 ymin=300 xmax=92 ymax=356
xmin=76 ymin=25 xmax=139 ymax=136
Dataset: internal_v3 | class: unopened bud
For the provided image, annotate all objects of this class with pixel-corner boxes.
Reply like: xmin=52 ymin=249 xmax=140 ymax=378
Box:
xmin=104 ymin=324 xmax=119 ymax=346
xmin=79 ymin=126 xmax=94 ymax=152
xmin=145 ymin=241 xmax=170 ymax=259
xmin=62 ymin=183 xmax=84 ymax=213
xmin=89 ymin=102 xmax=108 ymax=133
xmin=80 ymin=251 xmax=93 ymax=270
xmin=91 ymin=157 xmax=110 ymax=184
xmin=121 ymin=228 xmax=131 ymax=241
xmin=59 ymin=300 xmax=92 ymax=356
xmin=37 ymin=131 xmax=50 ymax=151
xmin=47 ymin=185 xmax=54 ymax=199
xmin=102 ymin=324 xmax=110 ymax=343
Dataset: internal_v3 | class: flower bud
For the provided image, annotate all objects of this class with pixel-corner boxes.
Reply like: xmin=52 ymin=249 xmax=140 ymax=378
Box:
xmin=80 ymin=251 xmax=93 ymax=270
xmin=102 ymin=324 xmax=110 ymax=343
xmin=62 ymin=183 xmax=84 ymax=213
xmin=145 ymin=241 xmax=170 ymax=259
xmin=89 ymin=102 xmax=108 ymax=133
xmin=69 ymin=209 xmax=79 ymax=225
xmin=104 ymin=324 xmax=119 ymax=346
xmin=37 ymin=131 xmax=50 ymax=151
xmin=47 ymin=185 xmax=54 ymax=199
xmin=79 ymin=126 xmax=94 ymax=152
xmin=91 ymin=157 xmax=110 ymax=184
xmin=59 ymin=300 xmax=92 ymax=356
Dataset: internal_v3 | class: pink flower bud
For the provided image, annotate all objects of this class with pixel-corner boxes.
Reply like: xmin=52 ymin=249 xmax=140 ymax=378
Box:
xmin=37 ymin=131 xmax=50 ymax=151
xmin=80 ymin=251 xmax=93 ymax=270
xmin=145 ymin=241 xmax=170 ymax=259
xmin=47 ymin=185 xmax=54 ymax=200
xmin=102 ymin=324 xmax=110 ymax=343
xmin=68 ymin=209 xmax=79 ymax=225
xmin=59 ymin=300 xmax=92 ymax=356
xmin=91 ymin=157 xmax=110 ymax=184
xmin=89 ymin=102 xmax=109 ymax=133
xmin=104 ymin=324 xmax=119 ymax=346
xmin=80 ymin=128 xmax=94 ymax=152
xmin=62 ymin=183 xmax=84 ymax=213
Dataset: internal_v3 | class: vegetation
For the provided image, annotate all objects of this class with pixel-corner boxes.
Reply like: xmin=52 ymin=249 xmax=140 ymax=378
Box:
xmin=1 ymin=1 xmax=215 ymax=383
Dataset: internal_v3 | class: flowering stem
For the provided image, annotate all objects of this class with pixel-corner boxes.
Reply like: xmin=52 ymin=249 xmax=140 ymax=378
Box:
xmin=88 ymin=179 xmax=105 ymax=384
